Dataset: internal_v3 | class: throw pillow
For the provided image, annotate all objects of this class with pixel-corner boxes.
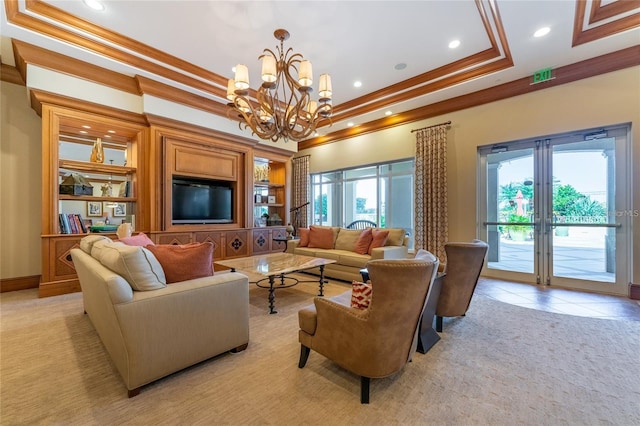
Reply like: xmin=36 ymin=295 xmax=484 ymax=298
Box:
xmin=381 ymin=228 xmax=406 ymax=246
xmin=145 ymin=242 xmax=214 ymax=284
xmin=118 ymin=232 xmax=155 ymax=247
xmin=334 ymin=229 xmax=363 ymax=251
xmin=308 ymin=226 xmax=334 ymax=249
xmin=368 ymin=229 xmax=389 ymax=255
xmin=353 ymin=228 xmax=373 ymax=255
xmin=350 ymin=280 xmax=372 ymax=309
xmin=298 ymin=228 xmax=310 ymax=247
xmin=96 ymin=242 xmax=167 ymax=291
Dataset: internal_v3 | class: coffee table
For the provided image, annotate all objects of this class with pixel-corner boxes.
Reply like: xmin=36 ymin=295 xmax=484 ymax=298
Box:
xmin=215 ymin=253 xmax=336 ymax=314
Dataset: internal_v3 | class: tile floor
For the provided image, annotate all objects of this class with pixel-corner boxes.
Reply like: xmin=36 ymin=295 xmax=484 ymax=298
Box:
xmin=475 ymin=278 xmax=640 ymax=321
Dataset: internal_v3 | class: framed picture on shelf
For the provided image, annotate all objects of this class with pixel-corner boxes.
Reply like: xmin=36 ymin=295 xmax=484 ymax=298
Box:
xmin=87 ymin=201 xmax=102 ymax=217
xmin=267 ymin=195 xmax=276 ymax=204
xmin=113 ymin=203 xmax=126 ymax=217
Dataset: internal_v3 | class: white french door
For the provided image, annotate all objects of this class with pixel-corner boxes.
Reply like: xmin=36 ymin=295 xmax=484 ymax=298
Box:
xmin=477 ymin=124 xmax=631 ymax=295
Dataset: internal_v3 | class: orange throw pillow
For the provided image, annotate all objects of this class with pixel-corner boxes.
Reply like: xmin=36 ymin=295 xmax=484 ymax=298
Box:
xmin=145 ymin=242 xmax=213 ymax=284
xmin=351 ymin=281 xmax=372 ymax=309
xmin=368 ymin=229 xmax=389 ymax=255
xmin=298 ymin=228 xmax=310 ymax=247
xmin=353 ymin=228 xmax=373 ymax=255
xmin=308 ymin=226 xmax=334 ymax=249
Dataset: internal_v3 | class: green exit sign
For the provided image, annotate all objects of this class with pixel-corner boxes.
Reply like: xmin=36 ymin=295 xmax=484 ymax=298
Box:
xmin=532 ymin=67 xmax=554 ymax=84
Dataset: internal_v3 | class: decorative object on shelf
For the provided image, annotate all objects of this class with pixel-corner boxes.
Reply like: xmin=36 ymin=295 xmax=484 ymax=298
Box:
xmin=59 ymin=173 xmax=93 ymax=196
xmin=227 ymin=29 xmax=333 ymax=143
xmin=113 ymin=202 xmax=126 ymax=217
xmin=118 ymin=181 xmax=130 ymax=197
xmin=254 ymin=163 xmax=270 ymax=182
xmin=87 ymin=201 xmax=102 ymax=217
xmin=267 ymin=195 xmax=276 ymax=204
xmin=268 ymin=212 xmax=282 ymax=226
xmin=102 ymin=160 xmax=116 ymax=197
xmin=89 ymin=137 xmax=104 ymax=163
xmin=255 ymin=193 xmax=263 ymax=203
xmin=286 ymin=223 xmax=295 ymax=239
xmin=101 ymin=182 xmax=112 ymax=197
xmin=259 ymin=213 xmax=269 ymax=227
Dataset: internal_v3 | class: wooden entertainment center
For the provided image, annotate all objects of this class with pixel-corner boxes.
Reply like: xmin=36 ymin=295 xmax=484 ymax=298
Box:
xmin=36 ymin=92 xmax=292 ymax=297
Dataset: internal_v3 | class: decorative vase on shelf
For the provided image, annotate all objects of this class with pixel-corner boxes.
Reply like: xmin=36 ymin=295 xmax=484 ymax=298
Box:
xmin=90 ymin=137 xmax=104 ymax=163
xmin=286 ymin=223 xmax=295 ymax=239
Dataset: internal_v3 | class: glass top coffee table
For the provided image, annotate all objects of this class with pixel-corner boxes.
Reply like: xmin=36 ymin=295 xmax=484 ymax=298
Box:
xmin=215 ymin=253 xmax=336 ymax=314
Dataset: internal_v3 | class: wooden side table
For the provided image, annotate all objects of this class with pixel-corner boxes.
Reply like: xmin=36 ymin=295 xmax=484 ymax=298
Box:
xmin=273 ymin=237 xmax=297 ymax=252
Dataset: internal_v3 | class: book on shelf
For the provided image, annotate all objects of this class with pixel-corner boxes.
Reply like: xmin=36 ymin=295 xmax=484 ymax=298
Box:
xmin=59 ymin=213 xmax=89 ymax=234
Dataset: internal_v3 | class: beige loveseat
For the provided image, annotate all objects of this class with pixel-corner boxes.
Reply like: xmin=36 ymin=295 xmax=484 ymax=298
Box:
xmin=70 ymin=235 xmax=250 ymax=397
xmin=286 ymin=226 xmax=409 ymax=282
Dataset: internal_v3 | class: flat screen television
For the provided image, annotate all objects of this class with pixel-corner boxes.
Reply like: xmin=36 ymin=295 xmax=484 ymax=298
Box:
xmin=172 ymin=177 xmax=233 ymax=224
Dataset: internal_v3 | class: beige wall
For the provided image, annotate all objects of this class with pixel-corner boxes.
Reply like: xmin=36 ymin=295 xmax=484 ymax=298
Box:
xmin=299 ymin=66 xmax=640 ymax=284
xmin=2 ymin=67 xmax=639 ymax=285
xmin=0 ymin=81 xmax=42 ymax=279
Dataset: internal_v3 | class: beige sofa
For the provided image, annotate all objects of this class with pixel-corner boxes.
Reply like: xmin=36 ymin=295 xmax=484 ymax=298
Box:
xmin=286 ymin=227 xmax=409 ymax=282
xmin=70 ymin=236 xmax=250 ymax=397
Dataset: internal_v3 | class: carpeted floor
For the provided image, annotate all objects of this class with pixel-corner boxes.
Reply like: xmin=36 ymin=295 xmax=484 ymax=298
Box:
xmin=1 ymin=275 xmax=639 ymax=425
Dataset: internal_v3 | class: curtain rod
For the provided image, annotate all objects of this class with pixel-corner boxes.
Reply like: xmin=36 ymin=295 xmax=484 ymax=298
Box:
xmin=411 ymin=121 xmax=452 ymax=133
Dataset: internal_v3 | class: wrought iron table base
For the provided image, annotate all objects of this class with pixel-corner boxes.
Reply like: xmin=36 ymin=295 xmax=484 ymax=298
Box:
xmin=232 ymin=265 xmax=328 ymax=314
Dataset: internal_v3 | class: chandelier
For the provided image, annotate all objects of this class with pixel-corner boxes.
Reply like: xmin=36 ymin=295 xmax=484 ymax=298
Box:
xmin=226 ymin=29 xmax=332 ymax=142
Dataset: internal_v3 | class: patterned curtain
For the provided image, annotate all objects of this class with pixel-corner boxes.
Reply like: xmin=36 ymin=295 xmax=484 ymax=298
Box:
xmin=291 ymin=155 xmax=310 ymax=231
xmin=414 ymin=125 xmax=449 ymax=263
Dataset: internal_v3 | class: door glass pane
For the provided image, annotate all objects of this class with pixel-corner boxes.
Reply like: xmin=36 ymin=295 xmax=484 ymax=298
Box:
xmin=486 ymin=148 xmax=535 ymax=274
xmin=551 ymin=139 xmax=615 ymax=282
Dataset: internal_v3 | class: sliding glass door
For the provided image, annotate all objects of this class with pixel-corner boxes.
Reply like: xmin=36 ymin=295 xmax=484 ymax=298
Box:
xmin=478 ymin=125 xmax=631 ymax=295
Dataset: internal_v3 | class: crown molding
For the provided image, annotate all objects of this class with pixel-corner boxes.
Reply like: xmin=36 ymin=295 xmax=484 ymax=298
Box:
xmin=29 ymin=89 xmax=148 ymax=124
xmin=0 ymin=63 xmax=24 ymax=85
xmin=573 ymin=0 xmax=640 ymax=47
xmin=12 ymin=39 xmax=139 ymax=94
xmin=299 ymin=46 xmax=640 ymax=150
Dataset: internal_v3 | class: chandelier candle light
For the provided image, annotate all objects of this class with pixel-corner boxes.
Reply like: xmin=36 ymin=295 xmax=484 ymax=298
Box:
xmin=227 ymin=29 xmax=332 ymax=142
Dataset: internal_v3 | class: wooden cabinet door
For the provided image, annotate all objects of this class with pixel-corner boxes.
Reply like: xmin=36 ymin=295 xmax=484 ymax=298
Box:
xmin=224 ymin=230 xmax=249 ymax=258
xmin=194 ymin=231 xmax=223 ymax=261
xmin=251 ymin=228 xmax=271 ymax=255
xmin=48 ymin=237 xmax=82 ymax=280
xmin=154 ymin=233 xmax=192 ymax=245
xmin=270 ymin=227 xmax=287 ymax=252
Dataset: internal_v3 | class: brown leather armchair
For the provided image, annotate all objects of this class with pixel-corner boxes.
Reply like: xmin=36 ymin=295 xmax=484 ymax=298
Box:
xmin=297 ymin=258 xmax=438 ymax=404
xmin=435 ymin=240 xmax=488 ymax=332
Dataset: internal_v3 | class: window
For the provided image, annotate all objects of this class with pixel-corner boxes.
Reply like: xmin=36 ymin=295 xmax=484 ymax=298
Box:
xmin=311 ymin=160 xmax=414 ymax=247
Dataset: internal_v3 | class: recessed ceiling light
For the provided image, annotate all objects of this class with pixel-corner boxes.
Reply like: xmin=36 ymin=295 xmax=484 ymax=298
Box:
xmin=385 ymin=111 xmax=392 ymax=116
xmin=82 ymin=125 xmax=91 ymax=129
xmin=394 ymin=63 xmax=407 ymax=70
xmin=104 ymin=134 xmax=112 ymax=138
xmin=534 ymin=27 xmax=550 ymax=38
xmin=353 ymin=81 xmax=362 ymax=88
xmin=79 ymin=130 xmax=88 ymax=134
xmin=107 ymin=130 xmax=116 ymax=133
xmin=347 ymin=122 xmax=354 ymax=127
xmin=448 ymin=40 xmax=461 ymax=49
xmin=83 ymin=0 xmax=105 ymax=11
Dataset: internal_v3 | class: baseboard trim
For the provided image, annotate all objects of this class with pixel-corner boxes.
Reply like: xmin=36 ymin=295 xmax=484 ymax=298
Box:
xmin=0 ymin=275 xmax=40 ymax=292
xmin=38 ymin=279 xmax=81 ymax=298
xmin=630 ymin=283 xmax=640 ymax=300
